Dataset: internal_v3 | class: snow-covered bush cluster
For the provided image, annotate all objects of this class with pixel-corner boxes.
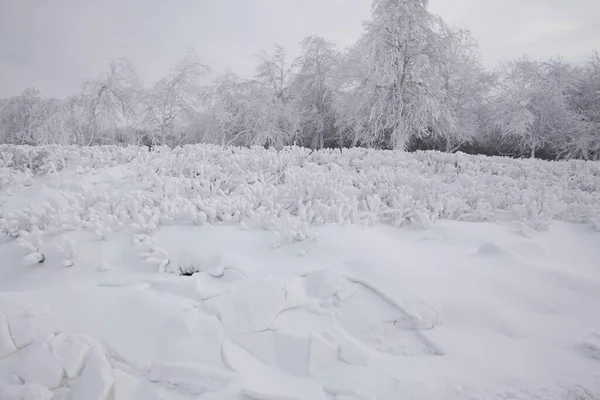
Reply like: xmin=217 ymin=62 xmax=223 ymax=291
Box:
xmin=1 ymin=145 xmax=598 ymax=248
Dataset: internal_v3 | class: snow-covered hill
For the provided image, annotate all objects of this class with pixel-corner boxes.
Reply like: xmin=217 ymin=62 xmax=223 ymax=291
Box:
xmin=0 ymin=145 xmax=599 ymax=400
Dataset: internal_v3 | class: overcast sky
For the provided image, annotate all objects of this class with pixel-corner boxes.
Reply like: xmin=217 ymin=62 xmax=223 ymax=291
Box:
xmin=1 ymin=0 xmax=599 ymax=98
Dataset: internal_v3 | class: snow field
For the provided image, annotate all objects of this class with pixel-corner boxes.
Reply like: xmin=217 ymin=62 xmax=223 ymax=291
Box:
xmin=0 ymin=144 xmax=599 ymax=399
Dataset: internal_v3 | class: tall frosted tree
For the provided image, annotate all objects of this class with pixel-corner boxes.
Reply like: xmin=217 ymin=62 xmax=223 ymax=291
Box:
xmin=0 ymin=88 xmax=64 ymax=145
xmin=339 ymin=0 xmax=446 ymax=150
xmin=141 ymin=52 xmax=209 ymax=146
xmin=568 ymin=53 xmax=600 ymax=160
xmin=255 ymin=45 xmax=292 ymax=103
xmin=291 ymin=36 xmax=341 ymax=149
xmin=199 ymin=72 xmax=298 ymax=148
xmin=81 ymin=59 xmax=140 ymax=145
xmin=489 ymin=57 xmax=583 ymax=158
xmin=436 ymin=27 xmax=492 ymax=152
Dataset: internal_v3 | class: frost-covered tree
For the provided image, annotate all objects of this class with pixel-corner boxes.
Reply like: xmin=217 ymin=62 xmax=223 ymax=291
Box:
xmin=222 ymin=45 xmax=301 ymax=147
xmin=338 ymin=0 xmax=447 ymax=150
xmin=200 ymin=73 xmax=299 ymax=148
xmin=80 ymin=58 xmax=141 ymax=145
xmin=255 ymin=45 xmax=292 ymax=103
xmin=141 ymin=52 xmax=209 ymax=146
xmin=0 ymin=88 xmax=69 ymax=145
xmin=567 ymin=53 xmax=600 ymax=160
xmin=435 ymin=27 xmax=492 ymax=152
xmin=198 ymin=73 xmax=257 ymax=146
xmin=291 ymin=36 xmax=341 ymax=149
xmin=0 ymin=89 xmax=51 ymax=144
xmin=489 ymin=57 xmax=583 ymax=158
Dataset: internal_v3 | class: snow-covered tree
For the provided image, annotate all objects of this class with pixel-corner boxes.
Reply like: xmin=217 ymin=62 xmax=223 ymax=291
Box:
xmin=567 ymin=53 xmax=600 ymax=160
xmin=203 ymin=45 xmax=301 ymax=148
xmin=338 ymin=0 xmax=447 ymax=150
xmin=80 ymin=58 xmax=141 ymax=145
xmin=489 ymin=57 xmax=583 ymax=158
xmin=255 ymin=45 xmax=292 ymax=103
xmin=141 ymin=52 xmax=209 ymax=146
xmin=201 ymin=73 xmax=299 ymax=148
xmin=435 ymin=27 xmax=492 ymax=152
xmin=198 ymin=73 xmax=257 ymax=146
xmin=291 ymin=36 xmax=341 ymax=149
xmin=0 ymin=89 xmax=50 ymax=144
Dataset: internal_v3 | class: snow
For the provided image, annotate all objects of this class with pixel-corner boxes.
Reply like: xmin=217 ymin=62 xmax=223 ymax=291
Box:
xmin=50 ymin=333 xmax=90 ymax=378
xmin=308 ymin=333 xmax=338 ymax=377
xmin=70 ymin=344 xmax=114 ymax=400
xmin=0 ymin=314 xmax=18 ymax=359
xmin=205 ymin=279 xmax=288 ymax=335
xmin=16 ymin=340 xmax=64 ymax=389
xmin=7 ymin=314 xmax=35 ymax=349
xmin=273 ymin=331 xmax=310 ymax=377
xmin=0 ymin=145 xmax=599 ymax=399
xmin=110 ymin=369 xmax=140 ymax=400
xmin=149 ymin=362 xmax=232 ymax=396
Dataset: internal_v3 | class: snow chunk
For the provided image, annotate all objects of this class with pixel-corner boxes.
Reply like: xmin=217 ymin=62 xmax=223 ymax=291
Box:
xmin=304 ymin=271 xmax=345 ymax=302
xmin=71 ymin=344 xmax=114 ymax=400
xmin=17 ymin=341 xmax=65 ymax=389
xmin=0 ymin=314 xmax=18 ymax=359
xmin=110 ymin=369 xmax=140 ymax=400
xmin=284 ymin=277 xmax=311 ymax=308
xmin=7 ymin=314 xmax=35 ymax=349
xmin=50 ymin=333 xmax=91 ymax=378
xmin=232 ymin=331 xmax=278 ymax=367
xmin=205 ymin=278 xmax=287 ymax=335
xmin=153 ymin=313 xmax=225 ymax=367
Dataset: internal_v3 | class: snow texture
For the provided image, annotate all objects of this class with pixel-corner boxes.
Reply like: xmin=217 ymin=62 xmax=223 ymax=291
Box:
xmin=70 ymin=344 xmax=114 ymax=400
xmin=0 ymin=314 xmax=18 ymax=359
xmin=50 ymin=333 xmax=90 ymax=378
xmin=6 ymin=314 xmax=35 ymax=349
xmin=16 ymin=341 xmax=64 ymax=389
xmin=0 ymin=145 xmax=599 ymax=400
xmin=110 ymin=369 xmax=140 ymax=400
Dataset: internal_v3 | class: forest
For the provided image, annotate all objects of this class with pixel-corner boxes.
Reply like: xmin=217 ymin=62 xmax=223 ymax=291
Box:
xmin=1 ymin=0 xmax=599 ymax=160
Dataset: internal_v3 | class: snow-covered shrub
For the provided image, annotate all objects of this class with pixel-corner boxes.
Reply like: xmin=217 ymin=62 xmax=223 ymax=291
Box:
xmin=57 ymin=237 xmax=76 ymax=267
xmin=16 ymin=229 xmax=45 ymax=265
xmin=1 ymin=144 xmax=599 ymax=261
xmin=133 ymin=234 xmax=171 ymax=273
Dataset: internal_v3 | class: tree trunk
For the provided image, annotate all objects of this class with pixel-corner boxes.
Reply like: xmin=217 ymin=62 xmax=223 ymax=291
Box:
xmin=530 ymin=146 xmax=536 ymax=159
xmin=445 ymin=138 xmax=452 ymax=153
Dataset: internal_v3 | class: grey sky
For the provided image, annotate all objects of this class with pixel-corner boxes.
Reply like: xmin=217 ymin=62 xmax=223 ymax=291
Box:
xmin=1 ymin=0 xmax=599 ymax=98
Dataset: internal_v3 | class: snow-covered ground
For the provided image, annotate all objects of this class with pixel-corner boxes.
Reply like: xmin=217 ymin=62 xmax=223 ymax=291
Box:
xmin=0 ymin=145 xmax=599 ymax=400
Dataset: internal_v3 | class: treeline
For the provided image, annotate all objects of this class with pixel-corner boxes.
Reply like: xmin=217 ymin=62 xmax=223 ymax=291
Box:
xmin=1 ymin=0 xmax=599 ymax=160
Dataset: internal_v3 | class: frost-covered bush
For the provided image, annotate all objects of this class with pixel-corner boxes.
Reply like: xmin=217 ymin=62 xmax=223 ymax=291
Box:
xmin=1 ymin=145 xmax=599 ymax=249
xmin=16 ymin=229 xmax=45 ymax=265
